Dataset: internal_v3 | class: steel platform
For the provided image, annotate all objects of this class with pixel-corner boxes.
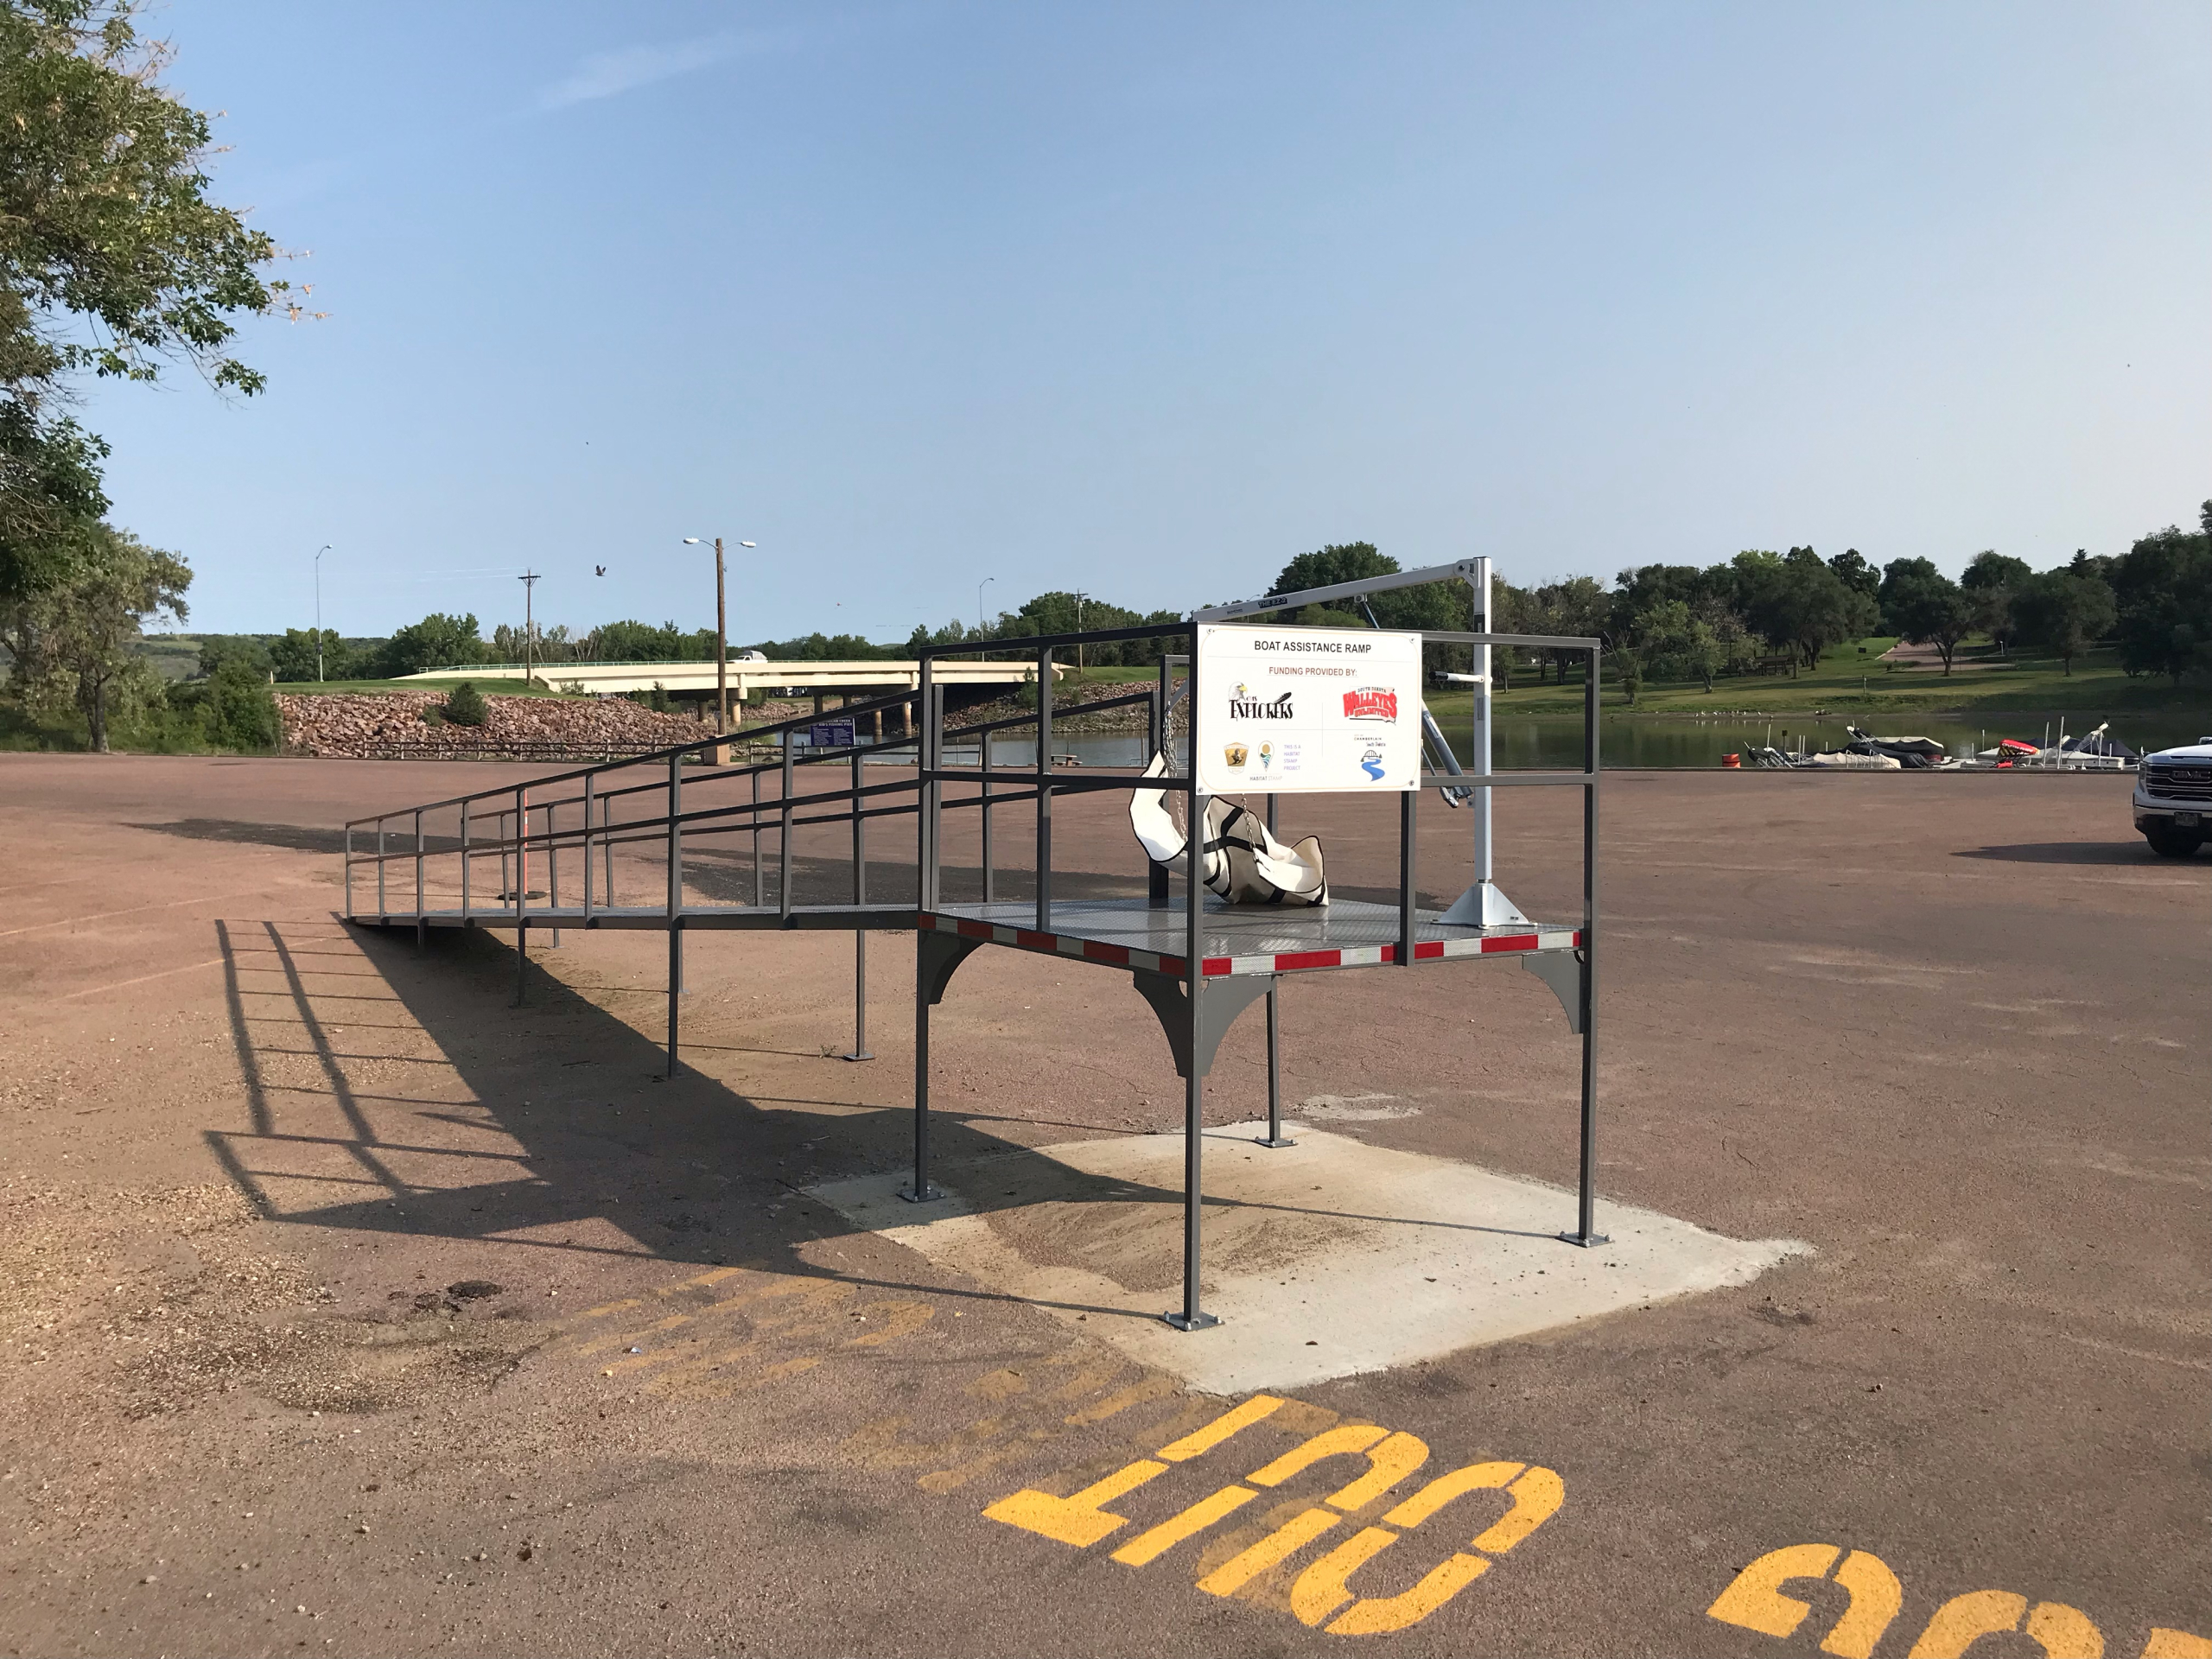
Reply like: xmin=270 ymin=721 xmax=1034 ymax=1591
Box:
xmin=355 ymin=903 xmax=916 ymax=933
xmin=920 ymin=899 xmax=1580 ymax=978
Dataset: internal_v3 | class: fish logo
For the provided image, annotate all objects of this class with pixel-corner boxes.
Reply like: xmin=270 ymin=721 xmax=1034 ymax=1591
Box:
xmin=1360 ymin=745 xmax=1386 ymax=781
xmin=1224 ymin=743 xmax=1249 ymax=769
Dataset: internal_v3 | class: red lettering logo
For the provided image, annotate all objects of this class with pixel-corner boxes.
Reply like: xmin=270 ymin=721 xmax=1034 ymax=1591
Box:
xmin=1342 ymin=687 xmax=1397 ymax=721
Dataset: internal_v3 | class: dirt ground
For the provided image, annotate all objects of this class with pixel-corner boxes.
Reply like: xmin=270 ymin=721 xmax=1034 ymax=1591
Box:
xmin=0 ymin=753 xmax=2204 ymax=1658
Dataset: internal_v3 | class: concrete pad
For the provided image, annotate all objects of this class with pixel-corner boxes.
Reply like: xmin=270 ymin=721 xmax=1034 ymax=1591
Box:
xmin=809 ymin=1121 xmax=1807 ymax=1395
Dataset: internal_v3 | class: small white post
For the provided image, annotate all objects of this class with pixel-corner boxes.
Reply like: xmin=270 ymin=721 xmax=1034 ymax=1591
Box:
xmin=1440 ymin=555 xmax=1530 ymax=928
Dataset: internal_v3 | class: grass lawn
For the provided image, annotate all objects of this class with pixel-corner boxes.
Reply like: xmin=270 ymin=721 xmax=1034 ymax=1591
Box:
xmin=1055 ymin=639 xmax=2203 ymax=719
xmin=1441 ymin=639 xmax=2205 ymax=722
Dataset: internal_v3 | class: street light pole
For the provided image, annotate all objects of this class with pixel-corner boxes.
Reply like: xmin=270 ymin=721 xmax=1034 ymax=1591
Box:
xmin=313 ymin=543 xmax=333 ymax=682
xmin=684 ymin=537 xmax=758 ymax=737
xmin=977 ymin=575 xmax=995 ymax=636
xmin=518 ymin=570 xmax=541 ymax=688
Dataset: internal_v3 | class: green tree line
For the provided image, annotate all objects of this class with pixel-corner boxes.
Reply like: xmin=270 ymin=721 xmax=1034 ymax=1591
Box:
xmin=217 ymin=501 xmax=2211 ymax=702
xmin=1 ymin=1 xmax=296 ymax=752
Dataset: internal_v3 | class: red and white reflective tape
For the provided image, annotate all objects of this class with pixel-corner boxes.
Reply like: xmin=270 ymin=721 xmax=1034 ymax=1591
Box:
xmin=915 ymin=912 xmax=1581 ymax=978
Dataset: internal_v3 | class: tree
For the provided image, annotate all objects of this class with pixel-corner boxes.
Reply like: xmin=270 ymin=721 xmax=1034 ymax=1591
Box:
xmin=12 ymin=524 xmax=189 ymax=748
xmin=1 ymin=1 xmax=298 ymax=606
xmin=1961 ymin=550 xmax=2031 ymax=658
xmin=1611 ymin=644 xmax=1643 ymax=705
xmin=194 ymin=652 xmax=277 ymax=749
xmin=373 ymin=612 xmax=481 ymax=677
xmin=2013 ymin=571 xmax=2116 ymax=677
xmin=1736 ymin=549 xmax=1870 ymax=669
xmin=1879 ymin=558 xmax=1974 ymax=674
xmin=2109 ymin=509 xmax=2212 ymax=686
xmin=443 ymin=682 xmax=488 ymax=727
xmin=1268 ymin=543 xmax=1465 ymax=635
xmin=1631 ymin=599 xmax=1723 ymax=692
xmin=1827 ymin=549 xmax=1880 ymax=604
xmin=1531 ymin=576 xmax=1610 ymax=683
xmin=268 ymin=626 xmax=351 ymax=682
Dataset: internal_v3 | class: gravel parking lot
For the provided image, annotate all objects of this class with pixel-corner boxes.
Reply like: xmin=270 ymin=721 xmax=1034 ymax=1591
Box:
xmin=0 ymin=753 xmax=2203 ymax=1657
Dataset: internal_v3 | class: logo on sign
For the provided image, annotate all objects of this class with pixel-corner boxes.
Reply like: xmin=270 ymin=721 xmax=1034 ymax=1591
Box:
xmin=1224 ymin=743 xmax=1249 ymax=769
xmin=1229 ymin=684 xmax=1295 ymax=719
xmin=1360 ymin=744 xmax=1387 ymax=781
xmin=1258 ymin=741 xmax=1273 ymax=771
xmin=1343 ymin=687 xmax=1398 ymax=721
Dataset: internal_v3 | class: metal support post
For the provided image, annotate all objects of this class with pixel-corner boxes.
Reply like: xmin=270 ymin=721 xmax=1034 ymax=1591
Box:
xmin=461 ymin=799 xmax=471 ymax=918
xmin=751 ymin=768 xmax=764 ymax=909
xmin=414 ymin=809 xmax=425 ymax=950
xmin=343 ymin=823 xmax=353 ymax=918
xmin=581 ymin=777 xmax=594 ymax=928
xmin=779 ymin=740 xmax=794 ymax=920
xmin=1257 ymin=792 xmax=1291 ymax=1147
xmin=900 ymin=931 xmax=938 ymax=1203
xmin=1165 ymin=633 xmax=1217 ymax=1333
xmin=512 ymin=788 xmax=527 ymax=1005
xmin=980 ymin=725 xmax=995 ymax=904
xmin=1036 ymin=645 xmax=1053 ymax=931
xmin=1147 ymin=673 xmax=1169 ymax=908
xmin=376 ymin=822 xmax=385 ymax=917
xmin=916 ymin=671 xmax=933 ymax=912
xmin=546 ymin=804 xmax=561 ymax=946
xmin=844 ymin=746 xmax=873 ymax=1062
xmin=667 ymin=928 xmax=683 ymax=1078
xmin=1440 ymin=556 xmax=1531 ymax=928
xmin=1561 ymin=645 xmax=1608 ymax=1248
xmin=601 ymin=792 xmax=614 ymax=909
xmin=667 ymin=752 xmax=683 ymax=1076
xmin=1398 ymin=787 xmax=1418 ymax=965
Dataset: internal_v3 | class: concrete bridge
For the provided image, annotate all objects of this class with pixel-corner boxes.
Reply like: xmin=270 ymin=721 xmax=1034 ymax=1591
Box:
xmin=397 ymin=657 xmax=1059 ymax=721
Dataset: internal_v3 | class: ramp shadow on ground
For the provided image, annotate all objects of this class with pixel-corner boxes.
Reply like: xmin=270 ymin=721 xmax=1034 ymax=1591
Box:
xmin=198 ymin=902 xmax=1524 ymax=1332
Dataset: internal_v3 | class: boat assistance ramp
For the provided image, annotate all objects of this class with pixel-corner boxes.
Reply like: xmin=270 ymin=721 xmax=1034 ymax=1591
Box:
xmin=341 ymin=558 xmax=1799 ymax=1382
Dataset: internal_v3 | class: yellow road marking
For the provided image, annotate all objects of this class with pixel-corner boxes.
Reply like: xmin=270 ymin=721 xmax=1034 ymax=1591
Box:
xmin=1195 ymin=1506 xmax=1341 ymax=1597
xmin=1822 ymin=1549 xmax=1906 ymax=1659
xmin=1291 ymin=1525 xmax=1402 ymax=1625
xmin=1321 ymin=1544 xmax=1490 ymax=1637
xmin=1064 ymin=1376 xmax=1179 ymax=1427
xmin=1325 ymin=1431 xmax=1428 ymax=1512
xmin=2145 ymin=1630 xmax=2212 ymax=1659
xmin=1382 ymin=1460 xmax=1524 ymax=1529
xmin=844 ymin=1301 xmax=932 ymax=1347
xmin=1111 ymin=1485 xmax=1260 ymax=1567
xmin=1158 ymin=1395 xmax=1286 ymax=1460
xmin=1248 ymin=1424 xmax=1387 ymax=1488
xmin=982 ymin=1459 xmax=1170 ymax=1548
xmin=1907 ymin=1592 xmax=2102 ymax=1659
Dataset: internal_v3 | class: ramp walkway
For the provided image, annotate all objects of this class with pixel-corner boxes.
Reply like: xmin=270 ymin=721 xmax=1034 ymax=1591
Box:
xmin=345 ymin=579 xmax=1608 ymax=1333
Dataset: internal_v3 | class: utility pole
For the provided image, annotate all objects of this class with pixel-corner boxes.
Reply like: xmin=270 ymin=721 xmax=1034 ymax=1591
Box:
xmin=313 ymin=543 xmax=333 ymax=682
xmin=1074 ymin=590 xmax=1087 ymax=670
xmin=518 ymin=570 xmax=540 ymax=689
xmin=715 ymin=537 xmax=728 ymax=730
xmin=683 ymin=537 xmax=756 ymax=749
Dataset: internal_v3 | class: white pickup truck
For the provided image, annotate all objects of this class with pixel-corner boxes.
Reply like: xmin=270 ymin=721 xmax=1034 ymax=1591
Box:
xmin=2133 ymin=739 xmax=2212 ymax=856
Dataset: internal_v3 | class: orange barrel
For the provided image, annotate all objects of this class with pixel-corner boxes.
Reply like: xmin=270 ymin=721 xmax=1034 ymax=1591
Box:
xmin=1722 ymin=753 xmax=1741 ymax=768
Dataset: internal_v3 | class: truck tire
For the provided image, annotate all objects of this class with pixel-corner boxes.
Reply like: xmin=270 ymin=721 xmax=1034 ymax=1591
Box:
xmin=2144 ymin=823 xmax=2205 ymax=857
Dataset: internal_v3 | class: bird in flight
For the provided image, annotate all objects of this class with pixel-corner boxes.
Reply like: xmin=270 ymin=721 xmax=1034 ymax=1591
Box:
xmin=594 ymin=565 xmax=607 ymax=576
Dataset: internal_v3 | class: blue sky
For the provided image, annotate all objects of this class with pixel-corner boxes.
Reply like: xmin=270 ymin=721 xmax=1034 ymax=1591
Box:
xmin=82 ymin=2 xmax=2212 ymax=642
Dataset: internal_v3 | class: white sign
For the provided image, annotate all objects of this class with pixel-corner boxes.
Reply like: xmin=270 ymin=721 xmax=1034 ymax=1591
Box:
xmin=1193 ymin=623 xmax=1423 ymax=794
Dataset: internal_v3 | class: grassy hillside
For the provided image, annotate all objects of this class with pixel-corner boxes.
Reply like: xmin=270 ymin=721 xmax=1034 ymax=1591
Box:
xmin=1068 ymin=640 xmax=2206 ymax=719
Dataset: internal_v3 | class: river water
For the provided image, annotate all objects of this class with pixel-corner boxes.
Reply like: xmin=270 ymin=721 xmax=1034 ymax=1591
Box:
xmin=898 ymin=710 xmax=2208 ymax=770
